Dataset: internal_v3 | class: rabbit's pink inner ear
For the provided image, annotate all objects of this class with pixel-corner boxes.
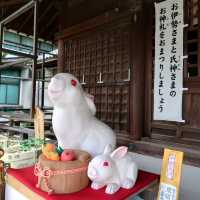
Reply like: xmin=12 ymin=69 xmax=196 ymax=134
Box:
xmin=111 ymin=146 xmax=128 ymax=159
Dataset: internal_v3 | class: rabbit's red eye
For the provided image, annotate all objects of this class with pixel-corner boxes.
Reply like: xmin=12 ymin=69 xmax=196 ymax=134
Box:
xmin=71 ymin=79 xmax=77 ymax=87
xmin=103 ymin=161 xmax=109 ymax=167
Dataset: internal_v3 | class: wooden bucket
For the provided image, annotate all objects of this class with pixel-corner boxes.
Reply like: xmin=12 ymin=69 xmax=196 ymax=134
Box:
xmin=35 ymin=150 xmax=91 ymax=194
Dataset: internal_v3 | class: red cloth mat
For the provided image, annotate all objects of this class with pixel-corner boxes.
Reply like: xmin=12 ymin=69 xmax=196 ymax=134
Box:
xmin=7 ymin=166 xmax=159 ymax=200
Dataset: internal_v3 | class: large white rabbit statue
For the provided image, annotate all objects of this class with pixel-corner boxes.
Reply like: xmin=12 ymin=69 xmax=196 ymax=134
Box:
xmin=87 ymin=145 xmax=138 ymax=194
xmin=48 ymin=73 xmax=116 ymax=156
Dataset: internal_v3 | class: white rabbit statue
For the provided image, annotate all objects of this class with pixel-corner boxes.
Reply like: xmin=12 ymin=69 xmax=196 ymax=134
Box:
xmin=48 ymin=73 xmax=116 ymax=156
xmin=87 ymin=145 xmax=138 ymax=194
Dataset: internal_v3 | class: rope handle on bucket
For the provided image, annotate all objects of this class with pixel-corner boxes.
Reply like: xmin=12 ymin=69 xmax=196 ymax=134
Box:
xmin=34 ymin=162 xmax=88 ymax=195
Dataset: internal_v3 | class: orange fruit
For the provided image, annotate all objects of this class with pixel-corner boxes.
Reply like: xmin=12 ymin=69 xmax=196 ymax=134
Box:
xmin=41 ymin=144 xmax=60 ymax=161
xmin=44 ymin=143 xmax=56 ymax=152
xmin=42 ymin=149 xmax=50 ymax=159
xmin=50 ymin=152 xmax=60 ymax=161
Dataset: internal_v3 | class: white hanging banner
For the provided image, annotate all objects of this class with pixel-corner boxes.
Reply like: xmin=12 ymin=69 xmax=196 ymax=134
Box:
xmin=154 ymin=0 xmax=185 ymax=122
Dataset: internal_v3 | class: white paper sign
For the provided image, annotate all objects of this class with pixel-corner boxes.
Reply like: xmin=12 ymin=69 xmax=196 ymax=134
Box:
xmin=154 ymin=0 xmax=184 ymax=122
xmin=159 ymin=183 xmax=177 ymax=200
xmin=166 ymin=154 xmax=176 ymax=180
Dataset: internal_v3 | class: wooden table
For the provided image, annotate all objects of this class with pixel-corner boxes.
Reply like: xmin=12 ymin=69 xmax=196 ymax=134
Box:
xmin=5 ymin=166 xmax=159 ymax=200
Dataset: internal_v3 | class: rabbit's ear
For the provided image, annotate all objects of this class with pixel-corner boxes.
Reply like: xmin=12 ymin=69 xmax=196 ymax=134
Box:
xmin=103 ymin=144 xmax=113 ymax=155
xmin=84 ymin=93 xmax=96 ymax=115
xmin=110 ymin=146 xmax=128 ymax=159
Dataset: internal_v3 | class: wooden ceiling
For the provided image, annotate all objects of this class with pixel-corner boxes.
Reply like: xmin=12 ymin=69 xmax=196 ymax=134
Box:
xmin=0 ymin=0 xmax=140 ymax=42
xmin=0 ymin=0 xmax=61 ymax=42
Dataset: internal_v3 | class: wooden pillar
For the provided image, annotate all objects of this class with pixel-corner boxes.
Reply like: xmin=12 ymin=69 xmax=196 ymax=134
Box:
xmin=144 ymin=0 xmax=154 ymax=137
xmin=31 ymin=0 xmax=38 ymax=118
xmin=129 ymin=4 xmax=146 ymax=140
xmin=41 ymin=53 xmax=45 ymax=109
xmin=198 ymin=0 xmax=200 ymax=77
xmin=57 ymin=39 xmax=65 ymax=73
xmin=183 ymin=0 xmax=189 ymax=79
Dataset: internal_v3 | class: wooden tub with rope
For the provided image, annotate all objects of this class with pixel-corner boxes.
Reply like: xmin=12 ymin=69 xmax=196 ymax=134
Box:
xmin=34 ymin=150 xmax=91 ymax=194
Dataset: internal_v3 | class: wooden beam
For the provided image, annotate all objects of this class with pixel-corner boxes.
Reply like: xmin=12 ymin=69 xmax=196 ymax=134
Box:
xmin=183 ymin=0 xmax=189 ymax=79
xmin=129 ymin=5 xmax=146 ymax=140
xmin=41 ymin=53 xmax=45 ymax=109
xmin=144 ymin=1 xmax=154 ymax=137
xmin=57 ymin=39 xmax=65 ymax=73
xmin=55 ymin=10 xmax=133 ymax=40
xmin=30 ymin=0 xmax=38 ymax=118
xmin=198 ymin=0 xmax=200 ymax=77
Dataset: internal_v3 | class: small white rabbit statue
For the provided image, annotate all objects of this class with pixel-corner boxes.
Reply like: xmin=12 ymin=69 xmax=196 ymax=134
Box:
xmin=48 ymin=73 xmax=116 ymax=156
xmin=87 ymin=145 xmax=138 ymax=194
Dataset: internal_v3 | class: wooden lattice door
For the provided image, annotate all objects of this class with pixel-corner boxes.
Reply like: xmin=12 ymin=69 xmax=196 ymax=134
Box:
xmin=63 ymin=22 xmax=132 ymax=136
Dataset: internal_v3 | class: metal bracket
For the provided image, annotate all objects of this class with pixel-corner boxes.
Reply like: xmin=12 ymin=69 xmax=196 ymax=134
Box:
xmin=183 ymin=24 xmax=189 ymax=28
xmin=124 ymin=68 xmax=131 ymax=82
xmin=181 ymin=55 xmax=188 ymax=59
xmin=182 ymin=88 xmax=188 ymax=91
xmin=97 ymin=72 xmax=104 ymax=84
xmin=81 ymin=74 xmax=86 ymax=85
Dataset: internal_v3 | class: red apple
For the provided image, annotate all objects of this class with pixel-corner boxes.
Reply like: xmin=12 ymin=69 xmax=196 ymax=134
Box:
xmin=61 ymin=150 xmax=76 ymax=161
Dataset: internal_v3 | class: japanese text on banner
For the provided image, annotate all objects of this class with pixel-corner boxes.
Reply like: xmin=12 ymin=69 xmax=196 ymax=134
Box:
xmin=154 ymin=0 xmax=184 ymax=122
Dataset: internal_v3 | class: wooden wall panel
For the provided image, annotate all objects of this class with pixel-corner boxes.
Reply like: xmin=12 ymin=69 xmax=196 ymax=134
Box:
xmin=57 ymin=4 xmax=146 ymax=144
xmin=187 ymin=93 xmax=200 ymax=128
xmin=145 ymin=0 xmax=200 ymax=145
xmin=63 ymin=20 xmax=131 ymax=136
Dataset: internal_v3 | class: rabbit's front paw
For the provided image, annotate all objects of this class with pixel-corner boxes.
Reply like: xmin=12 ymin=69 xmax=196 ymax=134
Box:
xmin=121 ymin=178 xmax=134 ymax=189
xmin=105 ymin=183 xmax=120 ymax=194
xmin=91 ymin=182 xmax=105 ymax=190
